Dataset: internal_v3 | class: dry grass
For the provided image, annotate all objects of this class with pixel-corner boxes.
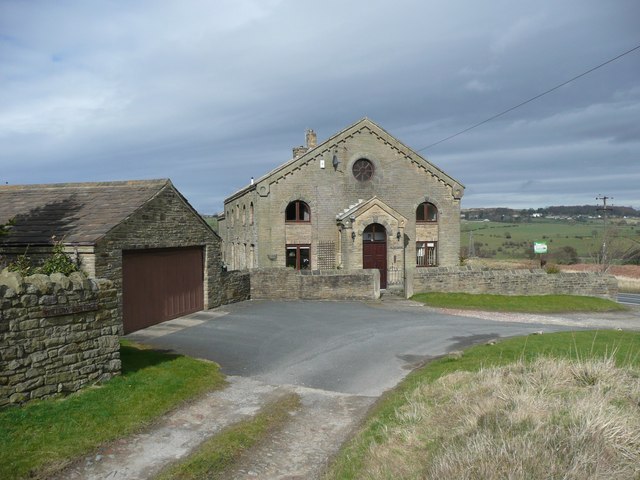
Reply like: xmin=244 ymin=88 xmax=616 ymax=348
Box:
xmin=465 ymin=258 xmax=533 ymax=270
xmin=560 ymin=264 xmax=640 ymax=293
xmin=615 ymin=276 xmax=640 ymax=294
xmin=359 ymin=357 xmax=640 ymax=479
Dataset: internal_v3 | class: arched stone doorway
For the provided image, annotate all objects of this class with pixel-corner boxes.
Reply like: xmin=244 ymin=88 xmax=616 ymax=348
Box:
xmin=363 ymin=223 xmax=387 ymax=288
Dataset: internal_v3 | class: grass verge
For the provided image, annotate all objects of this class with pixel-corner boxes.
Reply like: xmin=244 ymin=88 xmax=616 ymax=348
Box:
xmin=156 ymin=392 xmax=301 ymax=480
xmin=325 ymin=330 xmax=640 ymax=479
xmin=0 ymin=340 xmax=226 ymax=480
xmin=411 ymin=292 xmax=626 ymax=313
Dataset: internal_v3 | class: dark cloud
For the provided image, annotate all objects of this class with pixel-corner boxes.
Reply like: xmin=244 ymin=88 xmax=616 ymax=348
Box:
xmin=1 ymin=0 xmax=639 ymax=213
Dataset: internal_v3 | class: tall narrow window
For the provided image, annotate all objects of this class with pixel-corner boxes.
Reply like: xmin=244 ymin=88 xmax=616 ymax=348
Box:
xmin=250 ymin=202 xmax=254 ymax=225
xmin=286 ymin=244 xmax=311 ymax=269
xmin=285 ymin=200 xmax=310 ymax=222
xmin=416 ymin=202 xmax=437 ymax=222
xmin=416 ymin=241 xmax=437 ymax=267
xmin=242 ymin=205 xmax=246 ymax=226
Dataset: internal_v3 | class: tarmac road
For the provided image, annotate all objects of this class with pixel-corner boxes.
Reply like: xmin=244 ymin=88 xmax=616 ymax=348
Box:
xmin=126 ymin=298 xmax=577 ymax=396
xmin=618 ymin=293 xmax=640 ymax=306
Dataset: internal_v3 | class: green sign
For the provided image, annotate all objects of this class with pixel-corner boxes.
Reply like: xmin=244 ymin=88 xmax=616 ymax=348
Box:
xmin=533 ymin=242 xmax=548 ymax=254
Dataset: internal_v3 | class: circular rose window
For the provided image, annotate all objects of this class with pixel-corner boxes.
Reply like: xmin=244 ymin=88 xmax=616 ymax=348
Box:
xmin=352 ymin=158 xmax=374 ymax=182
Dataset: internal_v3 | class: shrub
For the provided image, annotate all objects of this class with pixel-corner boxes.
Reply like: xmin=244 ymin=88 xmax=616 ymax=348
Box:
xmin=545 ymin=264 xmax=561 ymax=274
xmin=39 ymin=242 xmax=79 ymax=275
xmin=7 ymin=238 xmax=78 ymax=276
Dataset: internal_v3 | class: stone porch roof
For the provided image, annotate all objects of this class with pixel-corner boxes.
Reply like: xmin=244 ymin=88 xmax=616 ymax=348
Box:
xmin=0 ymin=179 xmax=173 ymax=246
xmin=336 ymin=196 xmax=407 ymax=226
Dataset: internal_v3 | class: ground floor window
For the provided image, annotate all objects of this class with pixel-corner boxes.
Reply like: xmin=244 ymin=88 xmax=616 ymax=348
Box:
xmin=416 ymin=241 xmax=437 ymax=267
xmin=286 ymin=244 xmax=311 ymax=270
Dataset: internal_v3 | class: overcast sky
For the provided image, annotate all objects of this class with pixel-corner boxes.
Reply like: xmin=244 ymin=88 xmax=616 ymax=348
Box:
xmin=1 ymin=1 xmax=638 ymax=213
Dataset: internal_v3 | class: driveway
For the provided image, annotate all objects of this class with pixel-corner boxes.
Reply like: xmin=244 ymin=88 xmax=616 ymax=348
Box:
xmin=70 ymin=298 xmax=635 ymax=480
xmin=126 ymin=298 xmax=579 ymax=396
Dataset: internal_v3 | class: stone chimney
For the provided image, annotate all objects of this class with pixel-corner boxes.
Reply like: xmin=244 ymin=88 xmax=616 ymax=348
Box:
xmin=292 ymin=145 xmax=307 ymax=158
xmin=292 ymin=129 xmax=317 ymax=158
xmin=306 ymin=129 xmax=317 ymax=149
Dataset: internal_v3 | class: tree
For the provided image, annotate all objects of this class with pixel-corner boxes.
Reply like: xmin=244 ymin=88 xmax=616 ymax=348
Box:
xmin=554 ymin=246 xmax=579 ymax=265
xmin=624 ymin=247 xmax=640 ymax=265
xmin=589 ymin=224 xmax=640 ymax=271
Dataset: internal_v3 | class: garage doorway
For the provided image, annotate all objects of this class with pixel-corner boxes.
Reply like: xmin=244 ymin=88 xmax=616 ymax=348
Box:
xmin=363 ymin=223 xmax=387 ymax=289
xmin=123 ymin=247 xmax=204 ymax=333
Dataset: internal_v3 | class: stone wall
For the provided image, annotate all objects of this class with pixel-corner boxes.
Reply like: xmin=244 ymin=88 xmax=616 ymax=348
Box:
xmin=220 ymin=270 xmax=251 ymax=305
xmin=251 ymin=268 xmax=380 ymax=300
xmin=413 ymin=266 xmax=618 ymax=300
xmin=0 ymin=271 xmax=121 ymax=407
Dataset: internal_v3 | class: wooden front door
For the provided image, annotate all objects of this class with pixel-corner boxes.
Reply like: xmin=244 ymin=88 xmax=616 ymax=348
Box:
xmin=363 ymin=223 xmax=387 ymax=288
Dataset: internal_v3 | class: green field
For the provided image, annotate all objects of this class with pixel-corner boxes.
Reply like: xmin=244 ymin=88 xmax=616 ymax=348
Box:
xmin=461 ymin=219 xmax=640 ymax=262
xmin=204 ymin=216 xmax=219 ymax=233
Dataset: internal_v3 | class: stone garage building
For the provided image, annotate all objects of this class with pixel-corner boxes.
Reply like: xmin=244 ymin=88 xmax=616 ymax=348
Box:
xmin=219 ymin=118 xmax=464 ymax=295
xmin=0 ymin=179 xmax=221 ymax=333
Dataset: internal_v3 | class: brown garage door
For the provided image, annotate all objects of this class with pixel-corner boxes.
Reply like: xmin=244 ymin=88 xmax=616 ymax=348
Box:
xmin=123 ymin=247 xmax=204 ymax=334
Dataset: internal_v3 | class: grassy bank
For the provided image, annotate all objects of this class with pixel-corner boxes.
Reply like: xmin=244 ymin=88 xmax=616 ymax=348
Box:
xmin=0 ymin=341 xmax=226 ymax=479
xmin=325 ymin=330 xmax=640 ymax=479
xmin=411 ymin=292 xmax=626 ymax=313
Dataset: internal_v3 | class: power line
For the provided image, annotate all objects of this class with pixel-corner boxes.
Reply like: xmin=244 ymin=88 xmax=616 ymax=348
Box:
xmin=417 ymin=43 xmax=640 ymax=152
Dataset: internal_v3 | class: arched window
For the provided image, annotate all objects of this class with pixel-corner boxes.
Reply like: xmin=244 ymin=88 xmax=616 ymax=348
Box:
xmin=416 ymin=202 xmax=437 ymax=222
xmin=249 ymin=202 xmax=254 ymax=225
xmin=242 ymin=205 xmax=246 ymax=226
xmin=285 ymin=200 xmax=310 ymax=222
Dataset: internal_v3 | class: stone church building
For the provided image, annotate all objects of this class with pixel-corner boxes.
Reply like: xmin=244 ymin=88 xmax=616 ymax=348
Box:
xmin=218 ymin=118 xmax=464 ymax=292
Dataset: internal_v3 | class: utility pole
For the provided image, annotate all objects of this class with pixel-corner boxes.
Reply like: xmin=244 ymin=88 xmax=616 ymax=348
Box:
xmin=596 ymin=195 xmax=612 ymax=268
xmin=468 ymin=231 xmax=475 ymax=257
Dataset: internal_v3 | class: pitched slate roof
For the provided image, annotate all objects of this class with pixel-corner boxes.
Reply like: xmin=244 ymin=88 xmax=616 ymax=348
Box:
xmin=0 ymin=179 xmax=171 ymax=246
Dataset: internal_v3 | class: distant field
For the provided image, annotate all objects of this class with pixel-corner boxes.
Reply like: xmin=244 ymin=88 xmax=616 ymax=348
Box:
xmin=461 ymin=219 xmax=639 ymax=262
xmin=204 ymin=216 xmax=218 ymax=233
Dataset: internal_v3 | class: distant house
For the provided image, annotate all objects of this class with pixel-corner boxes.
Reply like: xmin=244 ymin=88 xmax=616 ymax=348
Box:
xmin=0 ymin=179 xmax=221 ymax=333
xmin=219 ymin=118 xmax=464 ymax=292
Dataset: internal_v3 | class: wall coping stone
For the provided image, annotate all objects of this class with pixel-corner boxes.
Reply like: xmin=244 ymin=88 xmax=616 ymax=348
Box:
xmin=0 ymin=269 xmax=100 ymax=294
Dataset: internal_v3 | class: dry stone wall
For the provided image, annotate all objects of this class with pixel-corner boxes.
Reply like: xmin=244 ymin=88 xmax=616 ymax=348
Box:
xmin=250 ymin=268 xmax=380 ymax=300
xmin=413 ymin=266 xmax=618 ymax=300
xmin=220 ymin=270 xmax=251 ymax=305
xmin=0 ymin=271 xmax=121 ymax=407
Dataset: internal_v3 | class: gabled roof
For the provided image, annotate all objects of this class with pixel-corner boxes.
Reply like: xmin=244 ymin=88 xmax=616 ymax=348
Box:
xmin=225 ymin=117 xmax=465 ymax=203
xmin=0 ymin=179 xmax=195 ymax=246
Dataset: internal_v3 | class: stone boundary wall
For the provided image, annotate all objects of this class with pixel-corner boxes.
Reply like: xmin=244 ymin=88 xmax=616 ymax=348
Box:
xmin=220 ymin=270 xmax=251 ymax=305
xmin=0 ymin=271 xmax=121 ymax=407
xmin=251 ymin=268 xmax=380 ymax=300
xmin=413 ymin=266 xmax=618 ymax=300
